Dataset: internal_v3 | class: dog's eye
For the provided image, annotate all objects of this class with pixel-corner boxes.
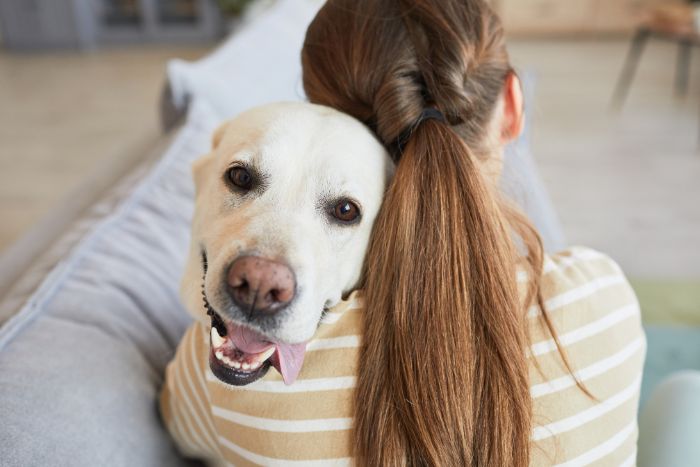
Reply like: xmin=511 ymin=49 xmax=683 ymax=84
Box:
xmin=332 ymin=200 xmax=361 ymax=224
xmin=227 ymin=167 xmax=253 ymax=190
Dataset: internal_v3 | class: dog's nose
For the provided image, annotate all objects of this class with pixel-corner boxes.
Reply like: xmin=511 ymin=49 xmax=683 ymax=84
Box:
xmin=226 ymin=256 xmax=296 ymax=315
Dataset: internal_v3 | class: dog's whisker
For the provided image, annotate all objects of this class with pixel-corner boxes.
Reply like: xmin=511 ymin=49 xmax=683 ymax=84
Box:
xmin=201 ymin=249 xmax=208 ymax=274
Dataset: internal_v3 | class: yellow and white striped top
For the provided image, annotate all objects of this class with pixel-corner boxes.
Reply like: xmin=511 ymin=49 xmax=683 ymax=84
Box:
xmin=160 ymin=247 xmax=646 ymax=466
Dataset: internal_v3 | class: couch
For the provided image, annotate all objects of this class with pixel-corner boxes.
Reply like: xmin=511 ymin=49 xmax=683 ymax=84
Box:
xmin=0 ymin=1 xmax=569 ymax=465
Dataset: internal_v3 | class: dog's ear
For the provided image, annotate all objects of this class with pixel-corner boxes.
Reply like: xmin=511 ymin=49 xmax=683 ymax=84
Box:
xmin=191 ymin=153 xmax=215 ymax=195
xmin=191 ymin=121 xmax=230 ymax=194
xmin=211 ymin=121 xmax=230 ymax=149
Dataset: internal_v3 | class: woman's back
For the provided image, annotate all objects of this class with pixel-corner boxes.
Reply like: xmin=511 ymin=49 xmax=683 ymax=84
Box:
xmin=162 ymin=246 xmax=645 ymax=466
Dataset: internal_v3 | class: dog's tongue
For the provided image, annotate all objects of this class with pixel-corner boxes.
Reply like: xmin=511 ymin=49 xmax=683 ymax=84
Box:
xmin=269 ymin=342 xmax=307 ymax=386
xmin=228 ymin=323 xmax=307 ymax=385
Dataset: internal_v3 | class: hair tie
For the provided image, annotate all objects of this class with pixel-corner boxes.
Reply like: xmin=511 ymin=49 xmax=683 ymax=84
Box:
xmin=417 ymin=108 xmax=447 ymax=124
xmin=391 ymin=108 xmax=447 ymax=156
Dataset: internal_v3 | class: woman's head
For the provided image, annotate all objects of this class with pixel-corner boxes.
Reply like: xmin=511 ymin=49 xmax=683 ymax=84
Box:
xmin=302 ymin=1 xmax=541 ymax=465
xmin=302 ymin=0 xmax=524 ymax=178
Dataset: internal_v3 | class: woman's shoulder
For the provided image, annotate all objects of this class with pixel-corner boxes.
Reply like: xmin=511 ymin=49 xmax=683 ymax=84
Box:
xmin=532 ymin=246 xmax=643 ymax=353
xmin=540 ymin=246 xmax=639 ymax=310
xmin=532 ymin=246 xmax=644 ymax=362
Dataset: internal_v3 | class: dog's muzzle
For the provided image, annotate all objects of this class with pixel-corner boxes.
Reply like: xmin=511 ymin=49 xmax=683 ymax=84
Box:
xmin=202 ymin=253 xmax=307 ymax=386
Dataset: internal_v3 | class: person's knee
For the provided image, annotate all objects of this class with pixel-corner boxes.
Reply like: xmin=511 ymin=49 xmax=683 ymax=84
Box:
xmin=638 ymin=371 xmax=700 ymax=467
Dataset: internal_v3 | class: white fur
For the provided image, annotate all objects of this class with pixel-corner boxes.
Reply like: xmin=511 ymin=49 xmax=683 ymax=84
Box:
xmin=180 ymin=102 xmax=393 ymax=344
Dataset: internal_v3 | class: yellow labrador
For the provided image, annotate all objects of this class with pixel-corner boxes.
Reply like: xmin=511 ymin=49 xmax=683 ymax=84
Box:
xmin=179 ymin=102 xmax=392 ymax=386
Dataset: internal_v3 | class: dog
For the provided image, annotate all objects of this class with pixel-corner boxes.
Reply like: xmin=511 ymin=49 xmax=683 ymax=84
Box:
xmin=178 ymin=101 xmax=393 ymax=388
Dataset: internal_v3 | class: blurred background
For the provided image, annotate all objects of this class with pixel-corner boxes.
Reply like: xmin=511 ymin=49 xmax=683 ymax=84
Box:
xmin=0 ymin=0 xmax=698 ymax=385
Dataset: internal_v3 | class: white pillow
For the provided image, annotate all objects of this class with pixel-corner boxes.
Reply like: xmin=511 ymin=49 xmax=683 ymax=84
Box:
xmin=167 ymin=0 xmax=324 ymax=119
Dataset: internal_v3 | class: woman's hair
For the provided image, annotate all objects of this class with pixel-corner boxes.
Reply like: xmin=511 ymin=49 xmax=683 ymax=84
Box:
xmin=302 ymin=1 xmax=562 ymax=465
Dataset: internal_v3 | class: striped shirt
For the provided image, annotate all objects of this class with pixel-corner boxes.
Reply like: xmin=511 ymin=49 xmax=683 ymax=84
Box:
xmin=160 ymin=247 xmax=646 ymax=466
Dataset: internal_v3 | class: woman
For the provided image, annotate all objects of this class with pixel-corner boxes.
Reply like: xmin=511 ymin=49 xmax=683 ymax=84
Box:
xmin=161 ymin=1 xmax=645 ymax=465
xmin=301 ymin=0 xmax=645 ymax=465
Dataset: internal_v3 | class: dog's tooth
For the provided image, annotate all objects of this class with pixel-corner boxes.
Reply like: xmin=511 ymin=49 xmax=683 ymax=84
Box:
xmin=211 ymin=327 xmax=225 ymax=348
xmin=258 ymin=348 xmax=275 ymax=362
xmin=250 ymin=361 xmax=261 ymax=370
xmin=232 ymin=361 xmax=241 ymax=369
xmin=215 ymin=350 xmax=224 ymax=361
xmin=242 ymin=362 xmax=250 ymax=370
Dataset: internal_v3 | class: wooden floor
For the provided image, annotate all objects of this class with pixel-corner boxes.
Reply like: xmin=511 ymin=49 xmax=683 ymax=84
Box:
xmin=0 ymin=39 xmax=698 ymax=279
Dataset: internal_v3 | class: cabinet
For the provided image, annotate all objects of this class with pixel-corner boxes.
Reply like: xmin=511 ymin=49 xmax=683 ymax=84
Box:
xmin=497 ymin=0 xmax=597 ymax=35
xmin=97 ymin=0 xmax=222 ymax=44
xmin=493 ymin=0 xmax=669 ymax=35
xmin=594 ymin=0 xmax=653 ymax=33
xmin=0 ymin=0 xmax=222 ymax=50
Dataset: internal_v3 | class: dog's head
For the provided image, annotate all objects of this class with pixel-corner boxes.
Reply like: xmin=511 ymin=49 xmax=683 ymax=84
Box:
xmin=181 ymin=102 xmax=393 ymax=386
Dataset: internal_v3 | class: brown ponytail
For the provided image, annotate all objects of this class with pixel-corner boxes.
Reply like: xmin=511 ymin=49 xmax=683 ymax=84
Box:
xmin=302 ymin=1 xmax=553 ymax=465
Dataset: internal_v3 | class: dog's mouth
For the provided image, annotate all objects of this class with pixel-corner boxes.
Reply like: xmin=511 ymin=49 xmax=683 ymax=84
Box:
xmin=207 ymin=310 xmax=273 ymax=386
xmin=203 ymin=286 xmax=307 ymax=387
